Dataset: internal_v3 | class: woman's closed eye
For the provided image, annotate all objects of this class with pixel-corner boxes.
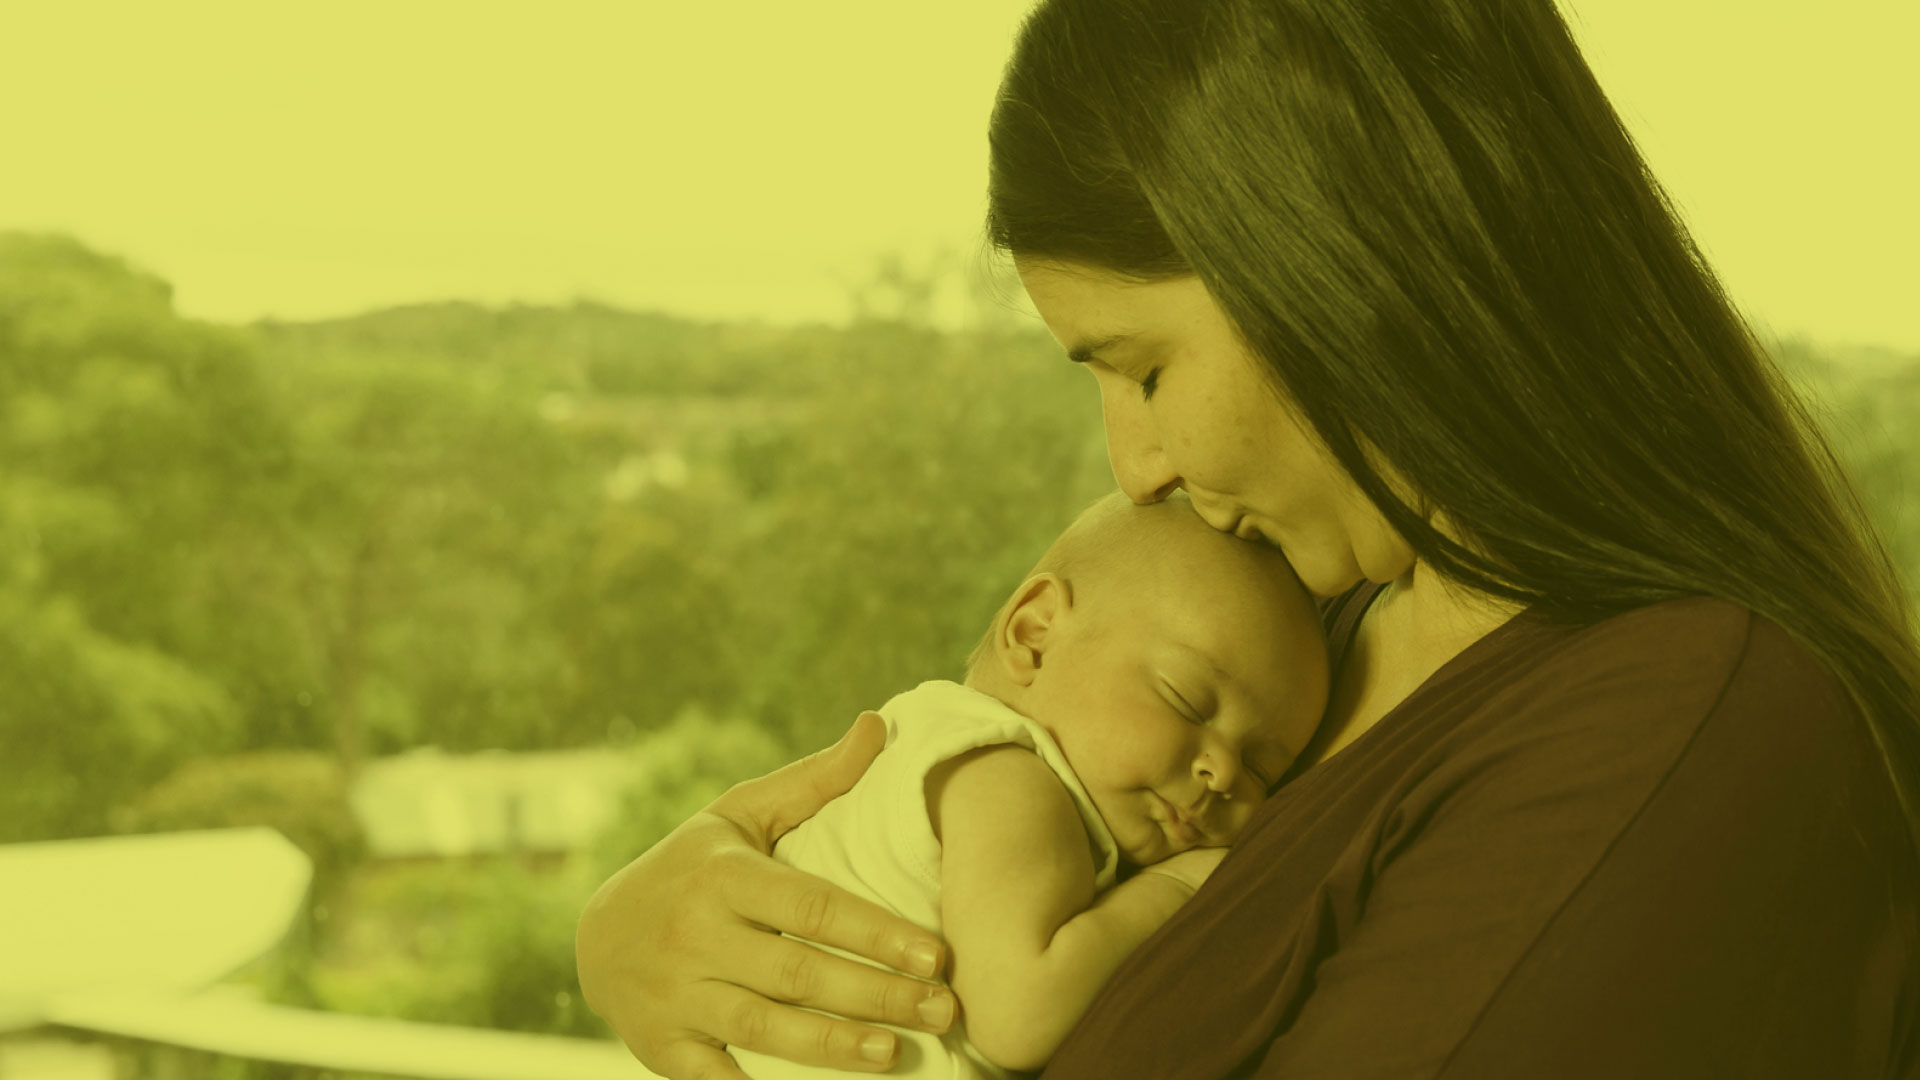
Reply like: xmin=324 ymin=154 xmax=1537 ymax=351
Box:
xmin=1139 ymin=366 xmax=1162 ymax=402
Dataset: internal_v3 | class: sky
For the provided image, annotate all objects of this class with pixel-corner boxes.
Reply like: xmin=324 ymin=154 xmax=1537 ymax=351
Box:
xmin=2 ymin=1 xmax=1915 ymax=351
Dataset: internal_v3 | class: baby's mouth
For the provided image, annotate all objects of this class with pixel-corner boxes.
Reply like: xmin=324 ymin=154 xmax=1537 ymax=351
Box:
xmin=1155 ymin=791 xmax=1209 ymax=844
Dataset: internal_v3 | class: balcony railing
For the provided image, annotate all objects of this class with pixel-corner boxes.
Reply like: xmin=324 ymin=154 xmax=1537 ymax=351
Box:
xmin=1 ymin=828 xmax=660 ymax=1080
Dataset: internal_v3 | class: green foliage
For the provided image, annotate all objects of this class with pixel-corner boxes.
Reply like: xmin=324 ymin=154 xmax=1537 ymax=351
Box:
xmin=257 ymin=299 xmax=829 ymax=399
xmin=1774 ymin=337 xmax=1920 ymax=608
xmin=110 ymin=751 xmax=366 ymax=898
xmin=0 ymin=592 xmax=237 ymax=841
xmin=731 ymin=324 xmax=1113 ymax=751
xmin=285 ymin=715 xmax=788 ymax=1041
xmin=0 ymin=233 xmax=288 ymax=837
xmin=266 ymin=336 xmax=599 ymax=762
xmin=306 ymin=860 xmax=607 ymax=1039
xmin=0 ymin=233 xmax=178 ymax=370
xmin=589 ymin=707 xmax=795 ymax=881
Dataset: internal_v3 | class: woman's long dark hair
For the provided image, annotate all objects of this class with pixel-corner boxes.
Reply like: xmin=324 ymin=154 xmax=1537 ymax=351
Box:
xmin=987 ymin=0 xmax=1920 ymax=844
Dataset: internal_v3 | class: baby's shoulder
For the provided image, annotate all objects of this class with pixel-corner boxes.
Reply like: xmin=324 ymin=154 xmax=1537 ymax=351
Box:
xmin=877 ymin=680 xmax=1059 ymax=771
xmin=924 ymin=742 xmax=1066 ymax=844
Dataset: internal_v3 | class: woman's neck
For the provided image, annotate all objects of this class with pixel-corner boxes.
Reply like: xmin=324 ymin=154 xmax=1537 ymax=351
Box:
xmin=1299 ymin=563 xmax=1524 ymax=769
xmin=1377 ymin=561 xmax=1523 ymax=667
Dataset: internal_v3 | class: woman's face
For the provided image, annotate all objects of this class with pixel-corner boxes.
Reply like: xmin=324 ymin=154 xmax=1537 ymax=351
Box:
xmin=1015 ymin=257 xmax=1414 ymax=599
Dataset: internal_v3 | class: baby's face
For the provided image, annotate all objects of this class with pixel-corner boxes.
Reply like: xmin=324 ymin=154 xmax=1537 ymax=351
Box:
xmin=1026 ymin=531 xmax=1329 ymax=867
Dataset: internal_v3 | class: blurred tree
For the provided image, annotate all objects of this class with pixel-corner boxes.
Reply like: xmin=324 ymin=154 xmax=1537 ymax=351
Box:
xmin=715 ymin=310 xmax=1113 ymax=753
xmin=846 ymin=251 xmax=950 ymax=327
xmin=589 ymin=706 xmax=793 ymax=877
xmin=111 ymin=750 xmax=366 ymax=901
xmin=268 ymin=347 xmax=598 ymax=769
xmin=305 ymin=860 xmax=609 ymax=1039
xmin=0 ymin=234 xmax=302 ymax=838
xmin=555 ymin=482 xmax=754 ymax=737
xmin=1772 ymin=336 xmax=1920 ymax=608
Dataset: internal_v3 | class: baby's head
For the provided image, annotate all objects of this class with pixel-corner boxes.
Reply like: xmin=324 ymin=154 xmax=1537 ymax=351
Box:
xmin=966 ymin=492 xmax=1329 ymax=867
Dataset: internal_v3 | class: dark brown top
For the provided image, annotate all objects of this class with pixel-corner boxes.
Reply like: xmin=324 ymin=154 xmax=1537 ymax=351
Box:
xmin=1041 ymin=582 xmax=1919 ymax=1079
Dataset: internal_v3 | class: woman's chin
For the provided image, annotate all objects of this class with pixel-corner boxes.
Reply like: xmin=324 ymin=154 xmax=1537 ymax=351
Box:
xmin=1288 ymin=555 xmax=1355 ymax=600
xmin=1244 ymin=528 xmax=1341 ymax=599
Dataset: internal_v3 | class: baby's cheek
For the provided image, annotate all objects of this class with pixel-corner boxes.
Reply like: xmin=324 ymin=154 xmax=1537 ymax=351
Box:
xmin=1223 ymin=793 xmax=1266 ymax=840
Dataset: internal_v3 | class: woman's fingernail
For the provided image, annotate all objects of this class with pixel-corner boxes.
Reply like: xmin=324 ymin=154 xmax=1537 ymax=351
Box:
xmin=906 ymin=942 xmax=940 ymax=977
xmin=917 ymin=991 xmax=955 ymax=1031
xmin=860 ymin=1032 xmax=896 ymax=1064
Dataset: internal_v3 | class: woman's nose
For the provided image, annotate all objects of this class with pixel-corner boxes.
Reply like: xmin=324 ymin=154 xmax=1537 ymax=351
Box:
xmin=1100 ymin=387 xmax=1180 ymax=504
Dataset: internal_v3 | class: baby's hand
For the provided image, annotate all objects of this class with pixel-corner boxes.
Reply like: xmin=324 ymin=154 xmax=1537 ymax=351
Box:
xmin=1137 ymin=846 xmax=1229 ymax=895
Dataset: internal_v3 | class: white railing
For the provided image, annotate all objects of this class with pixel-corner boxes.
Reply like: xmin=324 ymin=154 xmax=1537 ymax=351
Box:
xmin=43 ymin=990 xmax=658 ymax=1080
xmin=2 ymin=827 xmax=661 ymax=1079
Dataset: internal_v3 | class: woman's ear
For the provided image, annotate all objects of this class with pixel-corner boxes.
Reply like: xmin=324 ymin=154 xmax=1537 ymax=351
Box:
xmin=998 ymin=573 xmax=1070 ymax=688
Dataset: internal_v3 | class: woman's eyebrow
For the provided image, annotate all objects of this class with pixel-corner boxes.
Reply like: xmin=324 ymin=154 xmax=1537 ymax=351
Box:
xmin=1067 ymin=332 xmax=1137 ymax=365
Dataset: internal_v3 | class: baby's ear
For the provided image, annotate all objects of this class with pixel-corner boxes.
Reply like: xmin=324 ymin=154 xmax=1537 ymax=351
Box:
xmin=1000 ymin=573 xmax=1068 ymax=686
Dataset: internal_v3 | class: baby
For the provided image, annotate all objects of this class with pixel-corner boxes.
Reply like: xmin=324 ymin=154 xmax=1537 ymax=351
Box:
xmin=729 ymin=492 xmax=1329 ymax=1078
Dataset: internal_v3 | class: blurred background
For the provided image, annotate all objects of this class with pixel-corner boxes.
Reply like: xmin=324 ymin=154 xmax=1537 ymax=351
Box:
xmin=1 ymin=1 xmax=1915 ymax=1077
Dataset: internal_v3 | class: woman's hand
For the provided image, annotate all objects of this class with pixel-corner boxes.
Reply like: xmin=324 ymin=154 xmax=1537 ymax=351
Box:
xmin=577 ymin=712 xmax=957 ymax=1079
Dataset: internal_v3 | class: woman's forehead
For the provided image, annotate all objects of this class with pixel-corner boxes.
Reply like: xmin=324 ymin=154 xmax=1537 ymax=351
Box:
xmin=1017 ymin=258 xmax=1205 ymax=329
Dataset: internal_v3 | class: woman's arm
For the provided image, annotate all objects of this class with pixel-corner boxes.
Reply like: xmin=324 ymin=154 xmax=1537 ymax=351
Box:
xmin=576 ymin=712 xmax=958 ymax=1080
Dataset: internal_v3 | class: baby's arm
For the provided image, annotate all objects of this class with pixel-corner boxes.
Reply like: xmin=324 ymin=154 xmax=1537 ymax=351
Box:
xmin=927 ymin=745 xmax=1221 ymax=1072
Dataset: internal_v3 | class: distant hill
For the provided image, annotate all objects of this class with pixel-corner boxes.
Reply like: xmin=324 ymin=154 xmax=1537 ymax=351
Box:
xmin=250 ymin=298 xmax=874 ymax=399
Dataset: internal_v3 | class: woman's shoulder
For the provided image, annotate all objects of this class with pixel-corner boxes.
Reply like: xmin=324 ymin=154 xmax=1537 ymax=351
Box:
xmin=1507 ymin=594 xmax=1842 ymax=714
xmin=1362 ymin=593 xmax=1899 ymax=877
xmin=1315 ymin=589 xmax=1863 ymax=815
xmin=1447 ymin=594 xmax=1865 ymax=801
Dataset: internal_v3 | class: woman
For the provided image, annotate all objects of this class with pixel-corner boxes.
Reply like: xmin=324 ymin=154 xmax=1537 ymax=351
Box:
xmin=577 ymin=0 xmax=1920 ymax=1076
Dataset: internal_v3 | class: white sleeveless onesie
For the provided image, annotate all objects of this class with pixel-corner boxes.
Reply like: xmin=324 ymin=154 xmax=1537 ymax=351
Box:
xmin=728 ymin=680 xmax=1121 ymax=1079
